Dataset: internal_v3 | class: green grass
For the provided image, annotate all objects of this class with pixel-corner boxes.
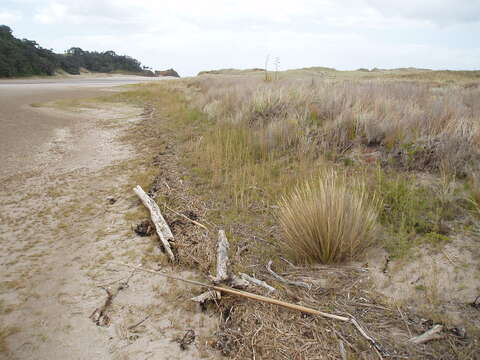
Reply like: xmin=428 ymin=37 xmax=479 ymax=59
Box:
xmin=374 ymin=168 xmax=457 ymax=257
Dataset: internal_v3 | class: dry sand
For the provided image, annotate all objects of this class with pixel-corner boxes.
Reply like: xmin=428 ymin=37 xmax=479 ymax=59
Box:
xmin=0 ymin=77 xmax=217 ymax=359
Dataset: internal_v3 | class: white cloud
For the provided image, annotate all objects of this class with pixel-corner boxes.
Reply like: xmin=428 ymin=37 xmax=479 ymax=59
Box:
xmin=6 ymin=0 xmax=478 ymax=75
xmin=0 ymin=10 xmax=22 ymax=24
xmin=34 ymin=2 xmax=67 ymax=24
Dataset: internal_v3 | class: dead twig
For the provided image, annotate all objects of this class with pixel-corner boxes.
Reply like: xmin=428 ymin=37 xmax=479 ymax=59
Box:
xmin=441 ymin=249 xmax=456 ymax=267
xmin=90 ymin=270 xmax=135 ymax=327
xmin=89 ymin=287 xmax=114 ymax=326
xmin=396 ymin=304 xmax=412 ymax=338
xmin=350 ymin=317 xmax=385 ymax=359
xmin=128 ymin=315 xmax=151 ymax=331
xmin=266 ymin=260 xmax=310 ymax=290
xmin=178 ymin=329 xmax=196 ymax=350
xmin=279 ymin=256 xmax=298 ymax=268
xmin=163 ymin=203 xmax=208 ymax=231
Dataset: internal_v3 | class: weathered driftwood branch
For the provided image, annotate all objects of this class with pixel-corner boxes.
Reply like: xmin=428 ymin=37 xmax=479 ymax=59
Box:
xmin=240 ymin=273 xmax=276 ymax=292
xmin=229 ymin=275 xmax=250 ymax=288
xmin=133 ymin=185 xmax=175 ymax=262
xmin=266 ymin=260 xmax=311 ymax=289
xmin=194 ymin=230 xmax=231 ymax=303
xmin=212 ymin=230 xmax=229 ymax=283
xmin=191 ymin=289 xmax=221 ymax=303
xmin=409 ymin=325 xmax=443 ymax=344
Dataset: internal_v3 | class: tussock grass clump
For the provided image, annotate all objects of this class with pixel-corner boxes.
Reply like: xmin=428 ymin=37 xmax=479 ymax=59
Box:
xmin=278 ymin=170 xmax=380 ymax=264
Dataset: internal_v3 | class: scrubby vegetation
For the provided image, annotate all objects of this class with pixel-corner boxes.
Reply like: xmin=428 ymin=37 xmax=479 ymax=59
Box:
xmin=182 ymin=74 xmax=479 ymax=257
xmin=76 ymin=68 xmax=479 ymax=359
xmin=0 ymin=25 xmax=149 ymax=77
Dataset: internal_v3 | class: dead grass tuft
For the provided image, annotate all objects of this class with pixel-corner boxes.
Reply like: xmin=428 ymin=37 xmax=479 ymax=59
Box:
xmin=278 ymin=170 xmax=380 ymax=264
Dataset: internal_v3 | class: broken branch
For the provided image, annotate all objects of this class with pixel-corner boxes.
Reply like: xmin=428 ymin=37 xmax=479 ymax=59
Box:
xmin=266 ymin=260 xmax=310 ymax=289
xmin=240 ymin=273 xmax=276 ymax=292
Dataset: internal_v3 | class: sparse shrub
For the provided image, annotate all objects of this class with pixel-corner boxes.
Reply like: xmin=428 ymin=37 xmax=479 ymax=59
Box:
xmin=278 ymin=170 xmax=380 ymax=264
xmin=375 ymin=169 xmax=436 ymax=234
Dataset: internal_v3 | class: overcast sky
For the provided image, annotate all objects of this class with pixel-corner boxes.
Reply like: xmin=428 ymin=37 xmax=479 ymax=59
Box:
xmin=1 ymin=0 xmax=479 ymax=76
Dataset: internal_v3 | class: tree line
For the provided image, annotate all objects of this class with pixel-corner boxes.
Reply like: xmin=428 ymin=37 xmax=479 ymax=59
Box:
xmin=0 ymin=25 xmax=152 ymax=77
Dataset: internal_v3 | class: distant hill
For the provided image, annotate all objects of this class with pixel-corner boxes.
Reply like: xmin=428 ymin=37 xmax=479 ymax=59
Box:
xmin=0 ymin=25 xmax=151 ymax=78
xmin=198 ymin=68 xmax=264 ymax=76
xmin=155 ymin=68 xmax=180 ymax=77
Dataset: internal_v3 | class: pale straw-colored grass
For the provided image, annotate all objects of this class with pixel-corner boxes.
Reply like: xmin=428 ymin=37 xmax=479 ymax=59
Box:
xmin=278 ymin=170 xmax=380 ymax=264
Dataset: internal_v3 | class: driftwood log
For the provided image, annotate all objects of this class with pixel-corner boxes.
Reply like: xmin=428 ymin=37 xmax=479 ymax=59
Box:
xmin=133 ymin=185 xmax=175 ymax=262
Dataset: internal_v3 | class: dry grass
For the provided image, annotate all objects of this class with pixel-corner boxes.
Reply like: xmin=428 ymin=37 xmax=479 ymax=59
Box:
xmin=278 ymin=170 xmax=380 ymax=264
xmin=191 ymin=76 xmax=480 ymax=177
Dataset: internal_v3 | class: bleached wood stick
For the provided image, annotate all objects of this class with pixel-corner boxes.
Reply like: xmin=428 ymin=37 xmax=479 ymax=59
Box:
xmin=196 ymin=229 xmax=231 ymax=301
xmin=212 ymin=230 xmax=229 ymax=283
xmin=133 ymin=185 xmax=175 ymax=262
xmin=266 ymin=260 xmax=310 ymax=289
xmin=240 ymin=273 xmax=276 ymax=292
xmin=338 ymin=340 xmax=347 ymax=360
xmin=409 ymin=325 xmax=443 ymax=344
xmin=229 ymin=275 xmax=250 ymax=289
xmin=191 ymin=289 xmax=221 ymax=303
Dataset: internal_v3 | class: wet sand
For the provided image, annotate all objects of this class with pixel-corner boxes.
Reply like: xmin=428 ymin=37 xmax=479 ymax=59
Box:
xmin=0 ymin=76 xmax=161 ymax=178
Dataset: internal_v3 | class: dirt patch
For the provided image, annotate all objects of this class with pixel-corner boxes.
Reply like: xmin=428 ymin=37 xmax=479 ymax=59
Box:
xmin=367 ymin=235 xmax=480 ymax=328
